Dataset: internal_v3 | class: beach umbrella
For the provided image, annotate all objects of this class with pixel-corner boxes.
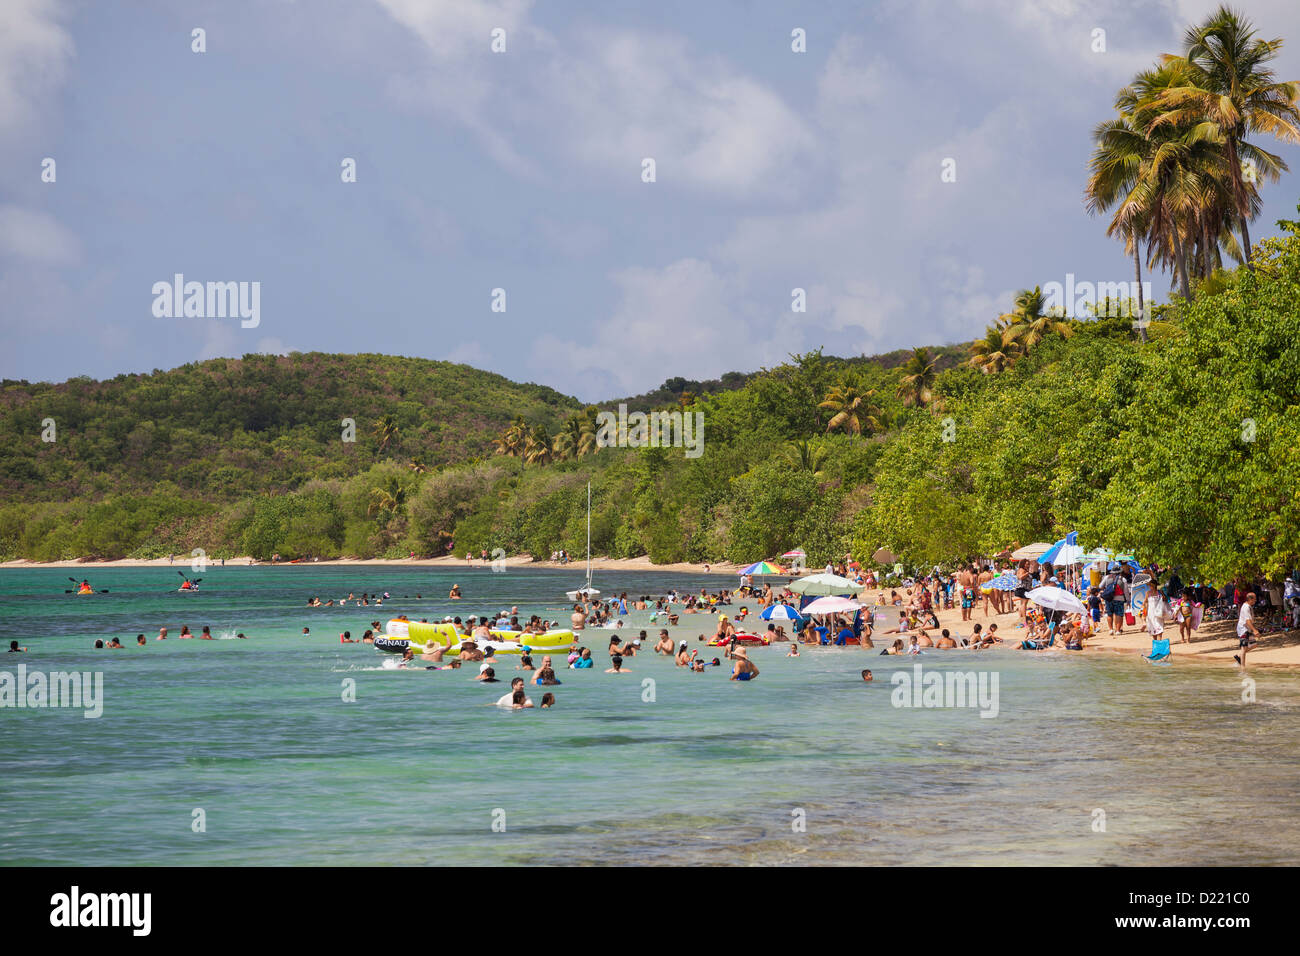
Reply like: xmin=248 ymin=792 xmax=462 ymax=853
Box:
xmin=780 ymin=549 xmax=806 ymax=560
xmin=1011 ymin=542 xmax=1053 ymax=560
xmin=871 ymin=547 xmax=898 ymax=564
xmin=989 ymin=573 xmax=1019 ymax=591
xmin=1079 ymin=549 xmax=1113 ymax=564
xmin=760 ymin=603 xmax=803 ymax=621
xmin=1038 ymin=532 xmax=1086 ymax=566
xmin=788 ymin=572 xmax=860 ymax=596
xmin=1026 ymin=586 xmax=1086 ymax=616
xmin=801 ymin=596 xmax=863 ymax=615
xmin=739 ymin=561 xmax=782 ymax=576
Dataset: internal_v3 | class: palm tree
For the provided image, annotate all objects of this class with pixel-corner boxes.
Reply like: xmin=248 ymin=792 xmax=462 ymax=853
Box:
xmin=552 ymin=412 xmax=596 ymax=460
xmin=897 ymin=347 xmax=937 ymax=407
xmin=492 ymin=416 xmax=528 ymax=457
xmin=1153 ymin=6 xmax=1300 ymax=269
xmin=785 ymin=439 xmax=828 ymax=478
xmin=523 ymin=424 xmax=553 ymax=465
xmin=1000 ymin=287 xmax=1074 ymax=349
xmin=367 ymin=477 xmax=407 ymax=519
xmin=818 ymin=382 xmax=882 ymax=436
xmin=1087 ymin=99 xmax=1154 ymax=334
xmin=372 ymin=415 xmax=400 ymax=455
xmin=968 ymin=324 xmax=1020 ymax=374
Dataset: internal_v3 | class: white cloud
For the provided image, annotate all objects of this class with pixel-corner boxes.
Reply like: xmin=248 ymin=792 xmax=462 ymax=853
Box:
xmin=0 ymin=205 xmax=79 ymax=263
xmin=0 ymin=0 xmax=73 ymax=141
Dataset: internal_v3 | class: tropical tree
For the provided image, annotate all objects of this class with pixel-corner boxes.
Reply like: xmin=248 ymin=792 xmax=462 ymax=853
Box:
xmin=1000 ymin=287 xmax=1074 ymax=350
xmin=407 ymin=459 xmax=428 ymax=474
xmin=968 ymin=323 xmax=1020 ymax=374
xmin=897 ymin=348 xmax=937 ymax=407
xmin=523 ymin=424 xmax=553 ymax=465
xmin=372 ymin=415 xmax=400 ymax=455
xmin=785 ymin=439 xmax=829 ymax=479
xmin=492 ymin=416 xmax=528 ymax=457
xmin=552 ymin=412 xmax=596 ymax=460
xmin=367 ymin=476 xmax=407 ymax=519
xmin=818 ymin=382 xmax=882 ymax=436
xmin=1153 ymin=6 xmax=1300 ymax=269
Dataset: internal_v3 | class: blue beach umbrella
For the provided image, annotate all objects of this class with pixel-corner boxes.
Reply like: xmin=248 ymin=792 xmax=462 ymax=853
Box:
xmin=989 ymin=573 xmax=1019 ymax=591
xmin=760 ymin=603 xmax=803 ymax=622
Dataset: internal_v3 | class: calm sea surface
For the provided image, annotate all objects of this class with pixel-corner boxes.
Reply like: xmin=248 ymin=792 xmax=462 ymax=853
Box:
xmin=2 ymin=565 xmax=1297 ymax=865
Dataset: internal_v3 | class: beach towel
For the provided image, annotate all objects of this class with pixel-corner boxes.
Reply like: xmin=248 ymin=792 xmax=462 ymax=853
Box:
xmin=1191 ymin=604 xmax=1204 ymax=631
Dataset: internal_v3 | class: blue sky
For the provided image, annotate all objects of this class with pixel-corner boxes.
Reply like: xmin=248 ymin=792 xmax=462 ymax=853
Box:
xmin=3 ymin=0 xmax=1299 ymax=401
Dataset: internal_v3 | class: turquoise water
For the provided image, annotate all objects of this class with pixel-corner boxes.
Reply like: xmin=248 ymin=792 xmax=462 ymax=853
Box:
xmin=2 ymin=566 xmax=1298 ymax=865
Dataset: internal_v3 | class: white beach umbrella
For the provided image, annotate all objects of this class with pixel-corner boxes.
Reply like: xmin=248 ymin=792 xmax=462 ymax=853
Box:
xmin=788 ymin=572 xmax=860 ymax=596
xmin=1011 ymin=542 xmax=1053 ymax=560
xmin=801 ymin=596 xmax=863 ymax=615
xmin=1025 ymin=586 xmax=1086 ymax=616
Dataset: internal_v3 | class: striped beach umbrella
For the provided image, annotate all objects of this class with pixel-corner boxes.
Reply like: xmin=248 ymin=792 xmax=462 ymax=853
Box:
xmin=760 ymin=603 xmax=803 ymax=621
xmin=739 ymin=561 xmax=783 ymax=576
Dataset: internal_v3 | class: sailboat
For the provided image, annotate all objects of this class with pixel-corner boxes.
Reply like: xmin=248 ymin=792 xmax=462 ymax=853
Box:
xmin=565 ymin=481 xmax=600 ymax=601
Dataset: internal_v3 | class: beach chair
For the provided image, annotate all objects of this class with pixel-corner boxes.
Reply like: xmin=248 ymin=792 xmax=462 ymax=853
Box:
xmin=1145 ymin=637 xmax=1171 ymax=665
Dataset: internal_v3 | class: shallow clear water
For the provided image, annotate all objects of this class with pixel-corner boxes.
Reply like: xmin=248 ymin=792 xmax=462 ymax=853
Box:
xmin=2 ymin=566 xmax=1297 ymax=865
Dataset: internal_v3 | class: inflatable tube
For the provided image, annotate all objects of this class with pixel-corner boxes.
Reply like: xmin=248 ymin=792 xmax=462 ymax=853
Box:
xmin=707 ymin=633 xmax=770 ymax=647
xmin=383 ymin=620 xmax=576 ymax=656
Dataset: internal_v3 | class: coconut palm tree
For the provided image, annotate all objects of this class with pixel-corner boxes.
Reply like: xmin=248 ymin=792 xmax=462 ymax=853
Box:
xmin=1000 ymin=287 xmax=1074 ymax=350
xmin=523 ymin=424 xmax=553 ymax=465
xmin=785 ymin=439 xmax=828 ymax=478
xmin=372 ymin=415 xmax=400 ymax=455
xmin=968 ymin=324 xmax=1021 ymax=374
xmin=1153 ymin=6 xmax=1300 ymax=269
xmin=367 ymin=477 xmax=407 ymax=519
xmin=818 ymin=382 xmax=882 ymax=436
xmin=552 ymin=412 xmax=596 ymax=460
xmin=1086 ymin=101 xmax=1154 ymax=335
xmin=492 ymin=416 xmax=528 ymax=457
xmin=897 ymin=347 xmax=937 ymax=408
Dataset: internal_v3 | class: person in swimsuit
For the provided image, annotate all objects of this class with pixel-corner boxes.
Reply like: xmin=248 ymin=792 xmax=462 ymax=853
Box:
xmin=729 ymin=648 xmax=759 ymax=681
xmin=604 ymin=654 xmax=631 ymax=673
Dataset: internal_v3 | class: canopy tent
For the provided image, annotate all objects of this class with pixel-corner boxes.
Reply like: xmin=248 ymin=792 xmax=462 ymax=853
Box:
xmin=788 ymin=572 xmax=860 ymax=596
xmin=1011 ymin=542 xmax=1053 ymax=560
xmin=760 ymin=603 xmax=803 ymax=621
xmin=800 ymin=596 xmax=863 ymax=616
xmin=1026 ymin=586 xmax=1087 ymax=616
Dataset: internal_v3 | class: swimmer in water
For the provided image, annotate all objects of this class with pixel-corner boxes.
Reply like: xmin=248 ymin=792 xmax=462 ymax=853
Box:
xmin=157 ymin=627 xmax=168 ymax=641
xmin=9 ymin=640 xmax=28 ymax=652
xmin=340 ymin=631 xmax=355 ymax=643
xmin=200 ymin=626 xmax=214 ymax=640
xmin=604 ymin=654 xmax=631 ymax=673
xmin=729 ymin=648 xmax=759 ymax=682
xmin=861 ymin=669 xmax=873 ymax=682
xmin=540 ymin=693 xmax=555 ymax=709
xmin=136 ymin=634 xmax=147 ymax=646
xmin=787 ymin=642 xmax=799 ymax=657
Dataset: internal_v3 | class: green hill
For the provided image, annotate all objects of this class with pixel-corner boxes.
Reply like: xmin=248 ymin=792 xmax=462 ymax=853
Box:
xmin=0 ymin=352 xmax=583 ymax=502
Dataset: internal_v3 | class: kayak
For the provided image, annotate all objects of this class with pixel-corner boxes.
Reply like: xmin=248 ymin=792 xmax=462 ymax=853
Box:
xmin=380 ymin=619 xmax=576 ymax=656
xmin=178 ymin=588 xmax=199 ymax=593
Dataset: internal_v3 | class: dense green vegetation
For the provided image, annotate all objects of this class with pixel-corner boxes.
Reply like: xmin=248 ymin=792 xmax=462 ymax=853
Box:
xmin=2 ymin=6 xmax=1295 ymax=583
xmin=3 ymin=217 xmax=1297 ymax=581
